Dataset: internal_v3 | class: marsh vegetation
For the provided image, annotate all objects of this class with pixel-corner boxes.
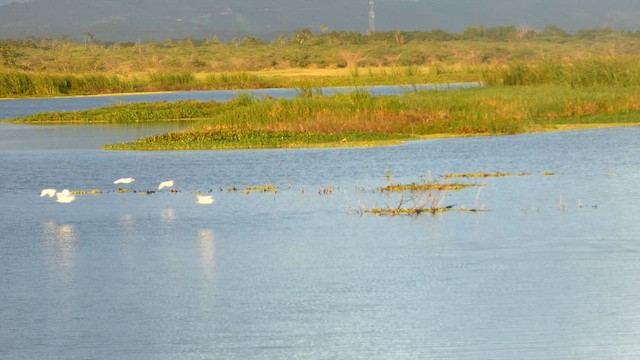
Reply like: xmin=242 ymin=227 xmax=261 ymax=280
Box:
xmin=10 ymin=76 xmax=640 ymax=149
xmin=2 ymin=26 xmax=640 ymax=97
xmin=3 ymin=27 xmax=640 ymax=149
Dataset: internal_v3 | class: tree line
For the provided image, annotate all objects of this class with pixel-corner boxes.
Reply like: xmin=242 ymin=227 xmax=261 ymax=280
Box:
xmin=1 ymin=25 xmax=638 ymax=50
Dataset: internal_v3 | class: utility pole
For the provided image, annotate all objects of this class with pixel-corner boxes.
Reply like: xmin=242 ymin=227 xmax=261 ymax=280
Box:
xmin=369 ymin=0 xmax=375 ymax=34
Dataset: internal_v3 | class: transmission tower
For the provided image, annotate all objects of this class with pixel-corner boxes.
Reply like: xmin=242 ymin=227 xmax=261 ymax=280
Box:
xmin=369 ymin=0 xmax=376 ymax=34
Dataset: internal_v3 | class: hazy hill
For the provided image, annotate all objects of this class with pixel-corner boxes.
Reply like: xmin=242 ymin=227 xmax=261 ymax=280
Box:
xmin=0 ymin=0 xmax=639 ymax=42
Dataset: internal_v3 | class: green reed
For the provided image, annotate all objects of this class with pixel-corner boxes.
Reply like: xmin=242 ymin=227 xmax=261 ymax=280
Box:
xmin=148 ymin=72 xmax=196 ymax=87
xmin=204 ymin=72 xmax=276 ymax=89
xmin=483 ymin=58 xmax=640 ymax=87
xmin=0 ymin=70 xmax=134 ymax=96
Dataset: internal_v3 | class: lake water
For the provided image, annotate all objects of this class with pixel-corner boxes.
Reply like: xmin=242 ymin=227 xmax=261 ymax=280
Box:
xmin=1 ymin=91 xmax=640 ymax=359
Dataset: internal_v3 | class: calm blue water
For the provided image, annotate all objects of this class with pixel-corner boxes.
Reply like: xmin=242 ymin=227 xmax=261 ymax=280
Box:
xmin=1 ymin=94 xmax=639 ymax=359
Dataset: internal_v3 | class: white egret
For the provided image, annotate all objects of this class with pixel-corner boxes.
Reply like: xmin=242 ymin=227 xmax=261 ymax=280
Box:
xmin=114 ymin=177 xmax=135 ymax=184
xmin=40 ymin=188 xmax=57 ymax=197
xmin=55 ymin=189 xmax=76 ymax=203
xmin=195 ymin=195 xmax=215 ymax=204
xmin=158 ymin=180 xmax=174 ymax=190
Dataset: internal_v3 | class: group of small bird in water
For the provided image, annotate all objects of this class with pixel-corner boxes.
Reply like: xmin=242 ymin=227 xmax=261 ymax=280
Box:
xmin=40 ymin=178 xmax=215 ymax=205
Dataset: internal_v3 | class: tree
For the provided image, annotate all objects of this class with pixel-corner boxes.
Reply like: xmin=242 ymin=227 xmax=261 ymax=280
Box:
xmin=242 ymin=36 xmax=263 ymax=46
xmin=293 ymin=28 xmax=313 ymax=45
xmin=462 ymin=25 xmax=486 ymax=40
xmin=541 ymin=25 xmax=568 ymax=38
xmin=394 ymin=30 xmax=406 ymax=44
xmin=0 ymin=43 xmax=18 ymax=67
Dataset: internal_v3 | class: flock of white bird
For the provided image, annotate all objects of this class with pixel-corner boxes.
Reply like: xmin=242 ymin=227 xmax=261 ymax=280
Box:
xmin=40 ymin=178 xmax=215 ymax=205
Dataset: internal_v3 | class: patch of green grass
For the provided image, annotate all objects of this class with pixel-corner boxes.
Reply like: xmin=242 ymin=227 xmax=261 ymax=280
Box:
xmin=444 ymin=171 xmax=531 ymax=178
xmin=377 ymin=182 xmax=481 ymax=192
xmin=366 ymin=206 xmax=487 ymax=216
xmin=9 ymin=99 xmax=238 ymax=124
xmin=103 ymin=128 xmax=411 ymax=150
xmin=226 ymin=185 xmax=280 ymax=193
xmin=69 ymin=189 xmax=103 ymax=195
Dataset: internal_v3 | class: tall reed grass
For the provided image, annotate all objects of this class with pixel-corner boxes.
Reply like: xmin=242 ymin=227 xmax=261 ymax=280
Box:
xmin=0 ymin=70 xmax=133 ymax=97
xmin=483 ymin=58 xmax=640 ymax=87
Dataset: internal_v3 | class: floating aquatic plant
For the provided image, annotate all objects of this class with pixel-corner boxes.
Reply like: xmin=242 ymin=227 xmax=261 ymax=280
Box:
xmin=366 ymin=206 xmax=486 ymax=216
xmin=226 ymin=185 xmax=279 ymax=193
xmin=70 ymin=189 xmax=103 ymax=195
xmin=359 ymin=170 xmax=488 ymax=216
xmin=377 ymin=182 xmax=481 ymax=192
xmin=443 ymin=171 xmax=530 ymax=178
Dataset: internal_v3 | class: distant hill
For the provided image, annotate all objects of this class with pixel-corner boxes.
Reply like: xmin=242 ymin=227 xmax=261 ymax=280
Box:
xmin=0 ymin=0 xmax=639 ymax=42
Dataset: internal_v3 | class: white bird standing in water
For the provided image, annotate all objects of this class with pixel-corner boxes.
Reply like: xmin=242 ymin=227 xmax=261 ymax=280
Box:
xmin=158 ymin=180 xmax=174 ymax=190
xmin=40 ymin=188 xmax=57 ymax=197
xmin=114 ymin=177 xmax=135 ymax=184
xmin=55 ymin=189 xmax=76 ymax=203
xmin=195 ymin=194 xmax=215 ymax=204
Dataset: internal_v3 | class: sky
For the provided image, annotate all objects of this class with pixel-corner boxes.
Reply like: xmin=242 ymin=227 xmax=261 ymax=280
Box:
xmin=0 ymin=0 xmax=639 ymax=41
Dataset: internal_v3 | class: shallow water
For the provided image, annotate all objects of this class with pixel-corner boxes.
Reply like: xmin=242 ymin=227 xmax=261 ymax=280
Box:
xmin=1 ymin=95 xmax=640 ymax=359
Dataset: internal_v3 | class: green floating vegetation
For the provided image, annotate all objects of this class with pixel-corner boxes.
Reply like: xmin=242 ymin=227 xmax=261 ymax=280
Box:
xmin=367 ymin=207 xmax=454 ymax=216
xmin=69 ymin=189 xmax=103 ymax=195
xmin=366 ymin=206 xmax=486 ymax=216
xmin=104 ymin=128 xmax=411 ymax=150
xmin=377 ymin=182 xmax=481 ymax=192
xmin=226 ymin=185 xmax=280 ymax=193
xmin=10 ymin=99 xmax=236 ymax=124
xmin=444 ymin=171 xmax=531 ymax=178
xmin=541 ymin=171 xmax=557 ymax=176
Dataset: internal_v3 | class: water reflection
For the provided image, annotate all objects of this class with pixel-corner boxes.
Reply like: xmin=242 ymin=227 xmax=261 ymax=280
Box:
xmin=119 ymin=214 xmax=136 ymax=229
xmin=0 ymin=123 xmax=190 ymax=151
xmin=161 ymin=208 xmax=176 ymax=224
xmin=198 ymin=229 xmax=216 ymax=281
xmin=42 ymin=220 xmax=76 ymax=278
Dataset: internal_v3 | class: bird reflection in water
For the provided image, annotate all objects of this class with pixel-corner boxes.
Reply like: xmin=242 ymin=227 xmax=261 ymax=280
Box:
xmin=198 ymin=229 xmax=216 ymax=281
xmin=161 ymin=208 xmax=176 ymax=224
xmin=42 ymin=220 xmax=77 ymax=278
xmin=118 ymin=214 xmax=136 ymax=233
